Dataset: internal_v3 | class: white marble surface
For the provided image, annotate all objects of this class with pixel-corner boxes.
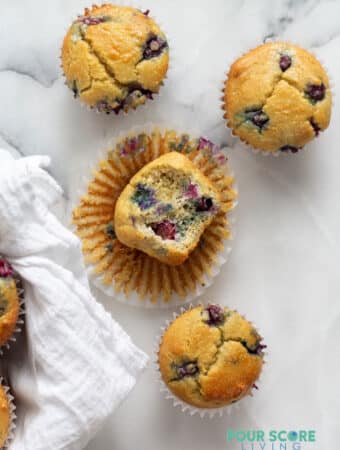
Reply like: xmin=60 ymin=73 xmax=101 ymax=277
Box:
xmin=1 ymin=1 xmax=340 ymax=449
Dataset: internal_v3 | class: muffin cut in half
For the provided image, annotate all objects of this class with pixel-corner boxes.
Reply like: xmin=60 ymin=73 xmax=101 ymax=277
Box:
xmin=114 ymin=152 xmax=221 ymax=265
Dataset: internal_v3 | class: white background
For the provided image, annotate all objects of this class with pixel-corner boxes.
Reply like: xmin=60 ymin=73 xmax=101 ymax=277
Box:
xmin=0 ymin=1 xmax=339 ymax=449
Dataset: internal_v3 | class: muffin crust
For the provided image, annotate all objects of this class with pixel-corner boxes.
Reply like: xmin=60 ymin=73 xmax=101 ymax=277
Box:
xmin=61 ymin=4 xmax=169 ymax=113
xmin=224 ymin=42 xmax=331 ymax=152
xmin=158 ymin=305 xmax=265 ymax=408
xmin=0 ymin=259 xmax=20 ymax=347
xmin=0 ymin=385 xmax=11 ymax=448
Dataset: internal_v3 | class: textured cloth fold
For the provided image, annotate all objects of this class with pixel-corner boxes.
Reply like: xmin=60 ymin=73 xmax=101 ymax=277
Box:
xmin=0 ymin=152 xmax=148 ymax=450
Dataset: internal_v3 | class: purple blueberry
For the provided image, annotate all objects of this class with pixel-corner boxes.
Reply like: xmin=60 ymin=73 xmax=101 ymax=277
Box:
xmin=305 ymin=83 xmax=326 ymax=103
xmin=143 ymin=35 xmax=168 ymax=59
xmin=203 ymin=304 xmax=225 ymax=325
xmin=279 ymin=54 xmax=292 ymax=71
xmin=151 ymin=220 xmax=176 ymax=240
xmin=176 ymin=361 xmax=199 ymax=378
xmin=0 ymin=259 xmax=14 ymax=278
xmin=245 ymin=109 xmax=269 ymax=130
xmin=195 ymin=197 xmax=213 ymax=212
xmin=255 ymin=343 xmax=267 ymax=355
xmin=280 ymin=145 xmax=301 ymax=153
xmin=310 ymin=119 xmax=321 ymax=136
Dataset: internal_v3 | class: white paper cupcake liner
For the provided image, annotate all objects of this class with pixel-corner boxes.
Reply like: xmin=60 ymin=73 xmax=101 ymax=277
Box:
xmin=60 ymin=1 xmax=174 ymax=117
xmin=71 ymin=123 xmax=237 ymax=308
xmin=0 ymin=377 xmax=16 ymax=449
xmin=0 ymin=271 xmax=25 ymax=356
xmin=221 ymin=40 xmax=334 ymax=157
xmin=154 ymin=303 xmax=266 ymax=418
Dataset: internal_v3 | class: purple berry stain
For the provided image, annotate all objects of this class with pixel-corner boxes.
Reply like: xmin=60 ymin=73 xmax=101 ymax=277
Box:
xmin=78 ymin=15 xmax=109 ymax=26
xmin=151 ymin=220 xmax=176 ymax=240
xmin=0 ymin=259 xmax=14 ymax=278
xmin=279 ymin=54 xmax=292 ymax=71
xmin=305 ymin=83 xmax=326 ymax=103
xmin=184 ymin=182 xmax=199 ymax=199
xmin=131 ymin=184 xmax=157 ymax=210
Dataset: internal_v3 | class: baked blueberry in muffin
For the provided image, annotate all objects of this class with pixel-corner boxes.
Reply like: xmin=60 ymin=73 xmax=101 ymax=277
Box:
xmin=61 ymin=4 xmax=169 ymax=113
xmin=158 ymin=304 xmax=265 ymax=408
xmin=114 ymin=152 xmax=221 ymax=265
xmin=223 ymin=42 xmax=332 ymax=152
xmin=0 ymin=258 xmax=20 ymax=347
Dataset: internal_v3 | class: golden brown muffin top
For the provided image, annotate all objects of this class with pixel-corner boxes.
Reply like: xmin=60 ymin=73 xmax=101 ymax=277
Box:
xmin=61 ymin=4 xmax=169 ymax=113
xmin=0 ymin=259 xmax=20 ymax=347
xmin=224 ymin=42 xmax=331 ymax=152
xmin=158 ymin=304 xmax=265 ymax=408
xmin=0 ymin=385 xmax=11 ymax=448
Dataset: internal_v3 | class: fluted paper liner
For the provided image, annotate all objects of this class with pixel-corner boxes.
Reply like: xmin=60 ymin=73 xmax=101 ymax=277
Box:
xmin=154 ymin=304 xmax=266 ymax=418
xmin=221 ymin=39 xmax=334 ymax=156
xmin=0 ymin=378 xmax=16 ymax=449
xmin=72 ymin=126 xmax=237 ymax=307
xmin=0 ymin=268 xmax=25 ymax=356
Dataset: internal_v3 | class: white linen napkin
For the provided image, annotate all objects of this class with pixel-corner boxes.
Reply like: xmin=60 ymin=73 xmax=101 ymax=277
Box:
xmin=0 ymin=151 xmax=148 ymax=450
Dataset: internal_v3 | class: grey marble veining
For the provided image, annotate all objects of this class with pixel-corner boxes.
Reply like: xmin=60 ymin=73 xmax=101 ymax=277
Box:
xmin=1 ymin=1 xmax=339 ymax=450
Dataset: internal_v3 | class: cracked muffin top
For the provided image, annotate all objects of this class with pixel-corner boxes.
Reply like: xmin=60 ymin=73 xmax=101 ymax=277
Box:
xmin=0 ymin=385 xmax=11 ymax=448
xmin=158 ymin=304 xmax=265 ymax=408
xmin=0 ymin=258 xmax=20 ymax=347
xmin=223 ymin=42 xmax=332 ymax=153
xmin=114 ymin=152 xmax=221 ymax=266
xmin=61 ymin=4 xmax=169 ymax=114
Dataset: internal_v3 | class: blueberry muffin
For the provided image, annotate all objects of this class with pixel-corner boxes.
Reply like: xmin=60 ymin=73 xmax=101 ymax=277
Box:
xmin=158 ymin=304 xmax=265 ymax=408
xmin=114 ymin=152 xmax=221 ymax=265
xmin=61 ymin=4 xmax=169 ymax=113
xmin=0 ymin=258 xmax=20 ymax=347
xmin=223 ymin=42 xmax=332 ymax=153
xmin=0 ymin=384 xmax=12 ymax=447
xmin=73 ymin=129 xmax=237 ymax=303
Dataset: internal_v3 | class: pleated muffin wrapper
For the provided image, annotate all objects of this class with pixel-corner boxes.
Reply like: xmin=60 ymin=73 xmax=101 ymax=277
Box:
xmin=0 ymin=377 xmax=16 ymax=449
xmin=72 ymin=124 xmax=237 ymax=308
xmin=0 ymin=263 xmax=25 ymax=356
xmin=154 ymin=304 xmax=266 ymax=418
xmin=220 ymin=38 xmax=334 ymax=157
xmin=60 ymin=1 xmax=174 ymax=117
